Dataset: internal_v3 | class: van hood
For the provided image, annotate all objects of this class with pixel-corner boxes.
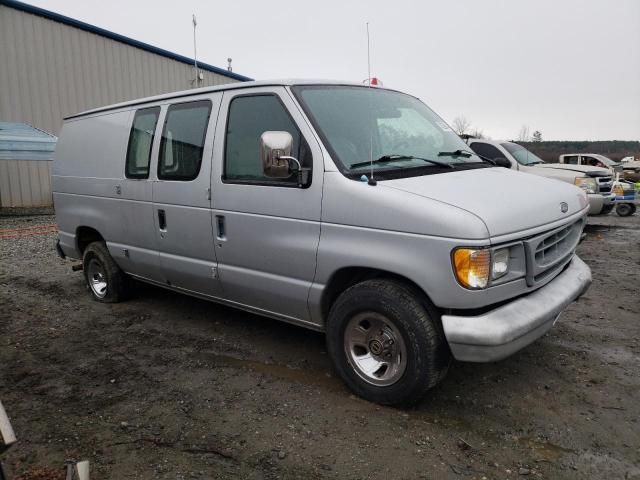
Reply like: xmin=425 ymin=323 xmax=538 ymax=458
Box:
xmin=382 ymin=167 xmax=588 ymax=238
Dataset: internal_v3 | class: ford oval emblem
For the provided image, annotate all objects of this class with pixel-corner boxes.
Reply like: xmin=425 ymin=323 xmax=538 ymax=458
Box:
xmin=560 ymin=202 xmax=569 ymax=213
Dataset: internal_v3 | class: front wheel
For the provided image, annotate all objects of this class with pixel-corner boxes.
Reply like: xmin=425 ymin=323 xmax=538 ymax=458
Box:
xmin=599 ymin=205 xmax=614 ymax=215
xmin=326 ymin=279 xmax=451 ymax=405
xmin=82 ymin=241 xmax=131 ymax=303
xmin=616 ymin=203 xmax=636 ymax=217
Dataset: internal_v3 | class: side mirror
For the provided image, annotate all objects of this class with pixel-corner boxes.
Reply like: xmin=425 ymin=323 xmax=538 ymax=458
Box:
xmin=260 ymin=131 xmax=293 ymax=178
xmin=260 ymin=131 xmax=310 ymax=188
xmin=494 ymin=157 xmax=512 ymax=168
xmin=0 ymin=400 xmax=17 ymax=454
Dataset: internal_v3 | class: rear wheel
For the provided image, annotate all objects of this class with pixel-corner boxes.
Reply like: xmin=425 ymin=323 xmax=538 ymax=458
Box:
xmin=82 ymin=241 xmax=131 ymax=303
xmin=616 ymin=203 xmax=636 ymax=217
xmin=326 ymin=279 xmax=451 ymax=405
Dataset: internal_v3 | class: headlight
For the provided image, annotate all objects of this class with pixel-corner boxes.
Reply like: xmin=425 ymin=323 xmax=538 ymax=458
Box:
xmin=574 ymin=177 xmax=597 ymax=194
xmin=492 ymin=248 xmax=510 ymax=279
xmin=453 ymin=247 xmax=513 ymax=289
xmin=452 ymin=248 xmax=490 ymax=289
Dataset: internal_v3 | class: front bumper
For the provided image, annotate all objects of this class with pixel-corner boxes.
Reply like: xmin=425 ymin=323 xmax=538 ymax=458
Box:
xmin=601 ymin=193 xmax=615 ymax=205
xmin=587 ymin=193 xmax=614 ymax=214
xmin=442 ymin=255 xmax=591 ymax=362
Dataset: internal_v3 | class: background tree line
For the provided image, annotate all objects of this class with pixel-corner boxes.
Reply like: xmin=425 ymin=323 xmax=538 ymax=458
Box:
xmin=516 ymin=140 xmax=640 ymax=162
xmin=451 ymin=116 xmax=639 ymax=162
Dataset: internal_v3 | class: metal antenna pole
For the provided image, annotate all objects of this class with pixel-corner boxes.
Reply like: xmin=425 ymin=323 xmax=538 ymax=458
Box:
xmin=192 ymin=14 xmax=199 ymax=87
xmin=366 ymin=23 xmax=371 ymax=85
xmin=366 ymin=22 xmax=376 ymax=185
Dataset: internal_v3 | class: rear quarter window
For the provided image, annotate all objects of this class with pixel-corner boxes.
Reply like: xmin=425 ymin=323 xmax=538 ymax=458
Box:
xmin=125 ymin=107 xmax=160 ymax=179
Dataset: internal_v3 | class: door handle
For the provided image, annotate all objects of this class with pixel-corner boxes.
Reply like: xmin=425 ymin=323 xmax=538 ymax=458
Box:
xmin=216 ymin=215 xmax=226 ymax=240
xmin=158 ymin=209 xmax=167 ymax=231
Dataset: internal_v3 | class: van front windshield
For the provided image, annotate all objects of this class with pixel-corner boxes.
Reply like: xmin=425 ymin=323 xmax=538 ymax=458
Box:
xmin=292 ymin=85 xmax=484 ymax=178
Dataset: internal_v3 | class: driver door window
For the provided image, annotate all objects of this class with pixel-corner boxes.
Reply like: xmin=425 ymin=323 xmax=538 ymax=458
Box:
xmin=224 ymin=95 xmax=311 ymax=185
xmin=585 ymin=156 xmax=604 ymax=168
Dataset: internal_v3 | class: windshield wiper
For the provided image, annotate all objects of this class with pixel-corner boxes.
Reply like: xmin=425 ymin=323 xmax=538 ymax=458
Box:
xmin=350 ymin=154 xmax=454 ymax=170
xmin=440 ymin=149 xmax=497 ymax=166
xmin=438 ymin=149 xmax=496 ymax=165
xmin=438 ymin=149 xmax=473 ymax=157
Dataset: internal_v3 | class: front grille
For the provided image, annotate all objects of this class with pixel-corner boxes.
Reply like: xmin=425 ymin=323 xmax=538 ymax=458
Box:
xmin=597 ymin=176 xmax=612 ymax=194
xmin=523 ymin=218 xmax=585 ymax=286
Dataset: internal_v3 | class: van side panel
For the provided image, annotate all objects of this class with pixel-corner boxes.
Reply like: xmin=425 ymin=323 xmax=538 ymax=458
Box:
xmin=53 ymin=110 xmax=162 ymax=281
xmin=53 ymin=112 xmax=130 ymax=258
xmin=53 ymin=113 xmax=131 ymax=178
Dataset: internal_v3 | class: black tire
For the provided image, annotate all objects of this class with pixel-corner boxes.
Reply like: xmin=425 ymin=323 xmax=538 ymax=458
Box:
xmin=326 ymin=279 xmax=451 ymax=405
xmin=82 ymin=241 xmax=131 ymax=303
xmin=599 ymin=205 xmax=614 ymax=215
xmin=615 ymin=203 xmax=635 ymax=217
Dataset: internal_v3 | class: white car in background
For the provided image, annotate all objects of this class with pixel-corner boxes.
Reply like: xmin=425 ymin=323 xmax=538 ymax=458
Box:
xmin=468 ymin=139 xmax=615 ymax=215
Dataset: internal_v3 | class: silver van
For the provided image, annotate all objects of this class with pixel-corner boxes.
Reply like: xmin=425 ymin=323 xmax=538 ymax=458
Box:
xmin=54 ymin=80 xmax=592 ymax=405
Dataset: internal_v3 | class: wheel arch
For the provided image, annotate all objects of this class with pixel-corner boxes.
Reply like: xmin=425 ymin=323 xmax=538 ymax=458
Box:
xmin=76 ymin=226 xmax=105 ymax=255
xmin=320 ymin=266 xmax=439 ymax=323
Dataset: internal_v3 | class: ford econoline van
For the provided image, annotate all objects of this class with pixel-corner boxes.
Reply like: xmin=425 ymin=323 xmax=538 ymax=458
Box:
xmin=53 ymin=80 xmax=592 ymax=405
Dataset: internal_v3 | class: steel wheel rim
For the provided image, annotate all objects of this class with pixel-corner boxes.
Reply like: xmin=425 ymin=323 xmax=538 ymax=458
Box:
xmin=344 ymin=312 xmax=407 ymax=387
xmin=87 ymin=258 xmax=108 ymax=298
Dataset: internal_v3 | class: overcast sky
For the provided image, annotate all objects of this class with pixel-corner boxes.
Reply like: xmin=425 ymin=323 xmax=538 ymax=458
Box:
xmin=30 ymin=0 xmax=640 ymax=141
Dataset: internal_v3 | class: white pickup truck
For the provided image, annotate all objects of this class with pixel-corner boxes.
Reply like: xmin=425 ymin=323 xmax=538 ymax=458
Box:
xmin=468 ymin=139 xmax=614 ymax=215
xmin=558 ymin=153 xmax=623 ymax=175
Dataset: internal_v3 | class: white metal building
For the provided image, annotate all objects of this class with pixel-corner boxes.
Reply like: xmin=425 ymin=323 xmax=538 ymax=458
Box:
xmin=0 ymin=0 xmax=251 ymax=207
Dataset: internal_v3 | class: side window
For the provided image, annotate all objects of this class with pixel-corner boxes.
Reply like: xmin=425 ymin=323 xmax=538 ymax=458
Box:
xmin=563 ymin=155 xmax=579 ymax=165
xmin=224 ymin=94 xmax=311 ymax=185
xmin=125 ymin=107 xmax=160 ymax=179
xmin=584 ymin=156 xmax=604 ymax=168
xmin=158 ymin=100 xmax=212 ymax=181
xmin=469 ymin=142 xmax=507 ymax=161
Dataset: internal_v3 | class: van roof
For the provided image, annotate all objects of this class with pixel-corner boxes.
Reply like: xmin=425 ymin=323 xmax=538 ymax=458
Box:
xmin=64 ymin=80 xmax=386 ymax=121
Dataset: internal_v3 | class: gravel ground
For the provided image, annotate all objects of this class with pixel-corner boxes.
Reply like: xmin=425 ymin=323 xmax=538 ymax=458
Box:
xmin=0 ymin=213 xmax=639 ymax=479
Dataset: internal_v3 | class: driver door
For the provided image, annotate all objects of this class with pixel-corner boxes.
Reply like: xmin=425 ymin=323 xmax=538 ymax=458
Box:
xmin=211 ymin=87 xmax=324 ymax=322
